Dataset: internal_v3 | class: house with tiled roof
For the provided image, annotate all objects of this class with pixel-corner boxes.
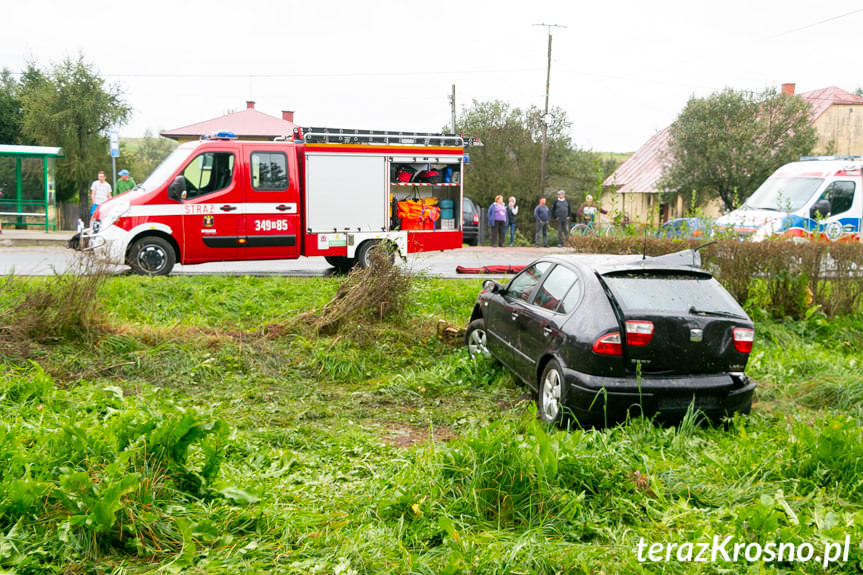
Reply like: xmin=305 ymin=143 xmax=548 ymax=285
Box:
xmin=601 ymin=84 xmax=863 ymax=224
xmin=160 ymin=101 xmax=297 ymax=143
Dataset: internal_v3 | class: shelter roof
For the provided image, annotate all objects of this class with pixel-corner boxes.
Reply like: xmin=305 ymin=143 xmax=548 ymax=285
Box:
xmin=0 ymin=145 xmax=64 ymax=157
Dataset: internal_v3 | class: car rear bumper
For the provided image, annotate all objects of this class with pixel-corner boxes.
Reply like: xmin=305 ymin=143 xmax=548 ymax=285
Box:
xmin=562 ymin=368 xmax=755 ymax=426
xmin=463 ymin=225 xmax=479 ymax=244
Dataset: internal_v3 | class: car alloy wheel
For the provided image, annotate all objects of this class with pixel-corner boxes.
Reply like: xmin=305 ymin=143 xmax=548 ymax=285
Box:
xmin=465 ymin=318 xmax=491 ymax=358
xmin=539 ymin=360 xmax=566 ymax=424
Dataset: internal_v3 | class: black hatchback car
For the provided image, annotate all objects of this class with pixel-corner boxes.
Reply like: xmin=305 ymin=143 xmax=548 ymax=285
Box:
xmin=462 ymin=197 xmax=480 ymax=246
xmin=465 ymin=250 xmax=755 ymax=426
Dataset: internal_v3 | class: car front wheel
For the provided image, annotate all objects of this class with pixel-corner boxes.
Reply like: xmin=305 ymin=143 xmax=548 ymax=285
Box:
xmin=538 ymin=359 xmax=568 ymax=424
xmin=465 ymin=318 xmax=491 ymax=358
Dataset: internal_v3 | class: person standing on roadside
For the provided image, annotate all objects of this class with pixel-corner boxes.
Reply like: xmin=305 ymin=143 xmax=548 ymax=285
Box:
xmin=90 ymin=170 xmax=112 ymax=216
xmin=551 ymin=190 xmax=571 ymax=247
xmin=534 ymin=197 xmax=550 ymax=247
xmin=486 ymin=195 xmax=507 ymax=247
xmin=506 ymin=196 xmax=519 ymax=247
xmin=576 ymin=194 xmax=608 ymax=228
xmin=115 ymin=169 xmax=136 ymax=196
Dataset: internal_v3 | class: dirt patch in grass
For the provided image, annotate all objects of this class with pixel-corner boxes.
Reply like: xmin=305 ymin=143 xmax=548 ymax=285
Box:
xmin=378 ymin=421 xmax=458 ymax=448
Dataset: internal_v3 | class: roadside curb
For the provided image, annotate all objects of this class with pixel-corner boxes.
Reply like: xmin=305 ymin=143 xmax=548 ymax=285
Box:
xmin=0 ymin=231 xmax=71 ymax=248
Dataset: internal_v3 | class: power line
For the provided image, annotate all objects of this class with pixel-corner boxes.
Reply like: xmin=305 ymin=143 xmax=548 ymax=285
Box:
xmin=5 ymin=68 xmax=542 ymax=80
xmin=775 ymin=7 xmax=863 ymax=37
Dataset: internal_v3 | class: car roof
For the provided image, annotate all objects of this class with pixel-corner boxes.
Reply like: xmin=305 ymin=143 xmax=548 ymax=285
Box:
xmin=537 ymin=249 xmax=712 ymax=276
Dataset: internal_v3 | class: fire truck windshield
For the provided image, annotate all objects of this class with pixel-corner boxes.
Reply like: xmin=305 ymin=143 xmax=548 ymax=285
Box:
xmin=140 ymin=146 xmax=196 ymax=192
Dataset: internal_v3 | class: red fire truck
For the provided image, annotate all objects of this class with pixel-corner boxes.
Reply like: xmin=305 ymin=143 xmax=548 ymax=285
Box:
xmin=73 ymin=127 xmax=475 ymax=275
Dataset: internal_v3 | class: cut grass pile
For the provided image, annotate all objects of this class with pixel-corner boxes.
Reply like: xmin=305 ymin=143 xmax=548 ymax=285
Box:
xmin=0 ymin=271 xmax=861 ymax=573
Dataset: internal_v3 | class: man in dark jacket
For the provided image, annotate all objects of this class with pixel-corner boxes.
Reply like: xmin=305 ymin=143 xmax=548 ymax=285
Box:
xmin=534 ymin=197 xmax=550 ymax=247
xmin=551 ymin=190 xmax=571 ymax=247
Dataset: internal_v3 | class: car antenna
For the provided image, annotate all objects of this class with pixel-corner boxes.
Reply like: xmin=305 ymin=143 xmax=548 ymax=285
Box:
xmin=642 ymin=225 xmax=648 ymax=260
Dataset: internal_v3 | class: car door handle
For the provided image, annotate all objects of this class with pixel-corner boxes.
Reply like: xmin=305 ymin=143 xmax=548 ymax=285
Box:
xmin=275 ymin=204 xmax=291 ymax=212
xmin=220 ymin=205 xmax=237 ymax=212
xmin=543 ymin=327 xmax=553 ymax=337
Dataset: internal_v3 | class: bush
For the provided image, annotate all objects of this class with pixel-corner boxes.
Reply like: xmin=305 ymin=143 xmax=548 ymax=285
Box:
xmin=0 ymin=256 xmax=109 ymax=358
xmin=296 ymin=244 xmax=411 ymax=335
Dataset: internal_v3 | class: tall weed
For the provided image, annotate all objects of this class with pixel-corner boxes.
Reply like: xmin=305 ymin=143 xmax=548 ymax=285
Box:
xmin=0 ymin=257 xmax=110 ymax=357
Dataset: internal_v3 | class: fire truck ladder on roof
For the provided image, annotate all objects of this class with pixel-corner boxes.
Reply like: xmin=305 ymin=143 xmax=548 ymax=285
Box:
xmin=299 ymin=127 xmax=465 ymax=147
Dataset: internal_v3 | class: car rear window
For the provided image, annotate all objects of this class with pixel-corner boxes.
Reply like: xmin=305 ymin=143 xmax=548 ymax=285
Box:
xmin=601 ymin=271 xmax=746 ymax=317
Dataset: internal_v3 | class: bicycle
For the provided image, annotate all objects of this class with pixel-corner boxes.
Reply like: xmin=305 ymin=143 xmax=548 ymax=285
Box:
xmin=571 ymin=219 xmax=618 ymax=237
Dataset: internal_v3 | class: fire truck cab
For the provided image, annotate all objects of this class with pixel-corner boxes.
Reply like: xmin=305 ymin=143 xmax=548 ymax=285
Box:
xmin=76 ymin=128 xmax=473 ymax=275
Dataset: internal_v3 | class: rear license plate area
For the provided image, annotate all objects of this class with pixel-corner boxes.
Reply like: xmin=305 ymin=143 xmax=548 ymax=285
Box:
xmin=658 ymin=394 xmax=721 ymax=411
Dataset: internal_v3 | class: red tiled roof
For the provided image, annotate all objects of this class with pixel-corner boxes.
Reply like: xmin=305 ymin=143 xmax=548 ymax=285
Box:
xmin=798 ymin=86 xmax=863 ymax=120
xmin=602 ymin=126 xmax=670 ymax=194
xmin=160 ymin=107 xmax=296 ymax=140
xmin=604 ymin=86 xmax=863 ymax=195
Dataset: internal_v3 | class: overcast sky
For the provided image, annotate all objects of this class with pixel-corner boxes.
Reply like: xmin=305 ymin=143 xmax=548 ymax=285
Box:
xmin=3 ymin=1 xmax=862 ymax=152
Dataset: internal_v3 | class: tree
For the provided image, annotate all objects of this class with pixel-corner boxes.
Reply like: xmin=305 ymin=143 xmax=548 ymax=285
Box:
xmin=132 ymin=130 xmax=177 ymax=181
xmin=0 ymin=69 xmax=22 ymax=145
xmin=661 ymin=88 xmax=817 ymax=211
xmin=18 ymin=56 xmax=131 ymax=217
xmin=454 ymin=100 xmax=599 ymax=231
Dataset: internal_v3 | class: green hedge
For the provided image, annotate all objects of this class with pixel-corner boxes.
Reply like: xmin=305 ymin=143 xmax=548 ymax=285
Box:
xmin=568 ymin=236 xmax=863 ymax=319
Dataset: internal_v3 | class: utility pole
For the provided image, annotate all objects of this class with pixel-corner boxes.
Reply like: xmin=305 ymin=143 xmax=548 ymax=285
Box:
xmin=533 ymin=23 xmax=565 ymax=197
xmin=449 ymin=84 xmax=457 ymax=133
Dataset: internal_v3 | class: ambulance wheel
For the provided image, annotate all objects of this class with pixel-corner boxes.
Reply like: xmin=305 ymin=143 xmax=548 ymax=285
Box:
xmin=325 ymin=256 xmax=354 ymax=274
xmin=128 ymin=236 xmax=175 ymax=276
xmin=356 ymin=240 xmax=396 ymax=269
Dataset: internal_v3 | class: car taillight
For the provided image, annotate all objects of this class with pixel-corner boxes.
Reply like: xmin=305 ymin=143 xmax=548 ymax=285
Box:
xmin=732 ymin=327 xmax=754 ymax=353
xmin=625 ymin=320 xmax=654 ymax=346
xmin=472 ymin=213 xmax=479 ymax=225
xmin=593 ymin=332 xmax=622 ymax=356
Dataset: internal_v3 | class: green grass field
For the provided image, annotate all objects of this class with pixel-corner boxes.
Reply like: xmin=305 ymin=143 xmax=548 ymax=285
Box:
xmin=0 ymin=272 xmax=861 ymax=573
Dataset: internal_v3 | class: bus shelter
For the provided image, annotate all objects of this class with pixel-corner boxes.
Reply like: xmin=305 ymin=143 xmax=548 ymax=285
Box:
xmin=0 ymin=145 xmax=64 ymax=231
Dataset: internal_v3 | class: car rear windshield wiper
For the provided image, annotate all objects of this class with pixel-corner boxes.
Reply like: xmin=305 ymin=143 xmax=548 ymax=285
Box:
xmin=688 ymin=306 xmax=745 ymax=319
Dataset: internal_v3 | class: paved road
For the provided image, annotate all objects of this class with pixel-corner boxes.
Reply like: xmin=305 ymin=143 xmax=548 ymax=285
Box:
xmin=0 ymin=243 xmax=566 ymax=278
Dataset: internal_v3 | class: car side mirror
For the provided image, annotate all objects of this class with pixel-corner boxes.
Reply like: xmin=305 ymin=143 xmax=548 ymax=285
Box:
xmin=810 ymin=199 xmax=830 ymax=219
xmin=168 ymin=175 xmax=187 ymax=201
xmin=482 ymin=279 xmax=503 ymax=294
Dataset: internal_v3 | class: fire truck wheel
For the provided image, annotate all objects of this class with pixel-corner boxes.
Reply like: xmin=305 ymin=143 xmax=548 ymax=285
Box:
xmin=356 ymin=240 xmax=396 ymax=269
xmin=324 ymin=256 xmax=354 ymax=274
xmin=128 ymin=236 xmax=176 ymax=276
